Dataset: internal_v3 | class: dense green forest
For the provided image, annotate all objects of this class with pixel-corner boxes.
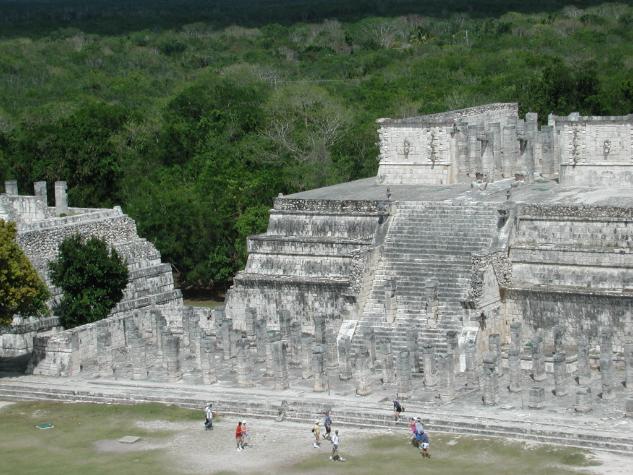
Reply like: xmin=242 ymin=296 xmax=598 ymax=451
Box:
xmin=1 ymin=1 xmax=632 ymax=293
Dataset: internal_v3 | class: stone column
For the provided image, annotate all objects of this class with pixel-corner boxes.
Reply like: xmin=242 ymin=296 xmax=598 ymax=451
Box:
xmin=465 ymin=338 xmax=478 ymax=388
xmin=355 ymin=347 xmax=372 ymax=396
xmin=220 ymin=318 xmax=232 ymax=361
xmin=96 ymin=323 xmax=113 ymax=377
xmin=381 ymin=340 xmax=396 ymax=384
xmin=312 ymin=344 xmax=327 ymax=392
xmin=337 ymin=335 xmax=353 ymax=381
xmin=4 ymin=180 xmax=18 ymax=195
xmin=439 ymin=353 xmax=455 ymax=401
xmin=510 ymin=322 xmax=522 ymax=352
xmin=363 ymin=326 xmax=377 ymax=370
xmin=576 ymin=333 xmax=591 ymax=385
xmin=302 ymin=334 xmax=314 ymax=379
xmin=289 ymin=320 xmax=303 ymax=367
xmin=127 ymin=321 xmax=147 ymax=381
xmin=236 ymin=332 xmax=254 ymax=387
xmin=164 ymin=335 xmax=181 ymax=383
xmin=34 ymin=181 xmax=48 ymax=204
xmin=482 ymin=351 xmax=499 ymax=406
xmin=397 ymin=350 xmax=412 ymax=398
xmin=508 ymin=348 xmax=522 ymax=393
xmin=264 ymin=327 xmax=274 ymax=377
xmin=489 ymin=333 xmax=502 ymax=376
xmin=625 ymin=398 xmax=633 ymax=418
xmin=407 ymin=327 xmax=420 ymax=372
xmin=553 ymin=325 xmax=564 ymax=354
xmin=422 ymin=342 xmax=436 ymax=388
xmin=527 ymin=386 xmax=545 ymax=409
xmin=574 ymin=386 xmax=592 ymax=413
xmin=447 ymin=330 xmax=459 ymax=373
xmin=623 ymin=337 xmax=633 ymax=395
xmin=271 ymin=332 xmax=289 ymax=391
xmin=54 ymin=181 xmax=68 ymax=216
xmin=531 ymin=331 xmax=546 ymax=382
xmin=600 ymin=329 xmax=615 ymax=400
xmin=313 ymin=314 xmax=326 ymax=345
xmin=255 ymin=318 xmax=268 ymax=363
xmin=244 ymin=307 xmax=257 ymax=341
xmin=278 ymin=310 xmax=291 ymax=341
xmin=553 ymin=351 xmax=567 ymax=397
xmin=325 ymin=321 xmax=338 ymax=371
xmin=199 ymin=332 xmax=218 ymax=384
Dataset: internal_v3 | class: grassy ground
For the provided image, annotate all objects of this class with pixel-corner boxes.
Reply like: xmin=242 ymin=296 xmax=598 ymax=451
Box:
xmin=290 ymin=434 xmax=598 ymax=475
xmin=0 ymin=401 xmax=600 ymax=475
xmin=0 ymin=402 xmax=199 ymax=475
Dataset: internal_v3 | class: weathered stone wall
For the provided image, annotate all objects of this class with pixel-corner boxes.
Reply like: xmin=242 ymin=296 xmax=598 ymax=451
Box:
xmin=551 ymin=113 xmax=633 ymax=187
xmin=225 ymin=198 xmax=388 ymax=333
xmin=506 ymin=203 xmax=633 ymax=344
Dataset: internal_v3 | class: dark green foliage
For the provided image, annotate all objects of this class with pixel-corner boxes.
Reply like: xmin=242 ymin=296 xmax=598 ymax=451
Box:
xmin=48 ymin=235 xmax=128 ymax=328
xmin=1 ymin=1 xmax=633 ymax=291
xmin=0 ymin=221 xmax=50 ymax=325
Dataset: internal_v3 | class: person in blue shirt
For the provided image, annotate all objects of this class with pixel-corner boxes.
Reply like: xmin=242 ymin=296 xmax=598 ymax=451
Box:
xmin=418 ymin=431 xmax=430 ymax=459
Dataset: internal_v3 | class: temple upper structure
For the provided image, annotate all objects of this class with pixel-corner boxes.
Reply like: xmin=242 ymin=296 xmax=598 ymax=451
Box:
xmin=376 ymin=103 xmax=633 ymax=187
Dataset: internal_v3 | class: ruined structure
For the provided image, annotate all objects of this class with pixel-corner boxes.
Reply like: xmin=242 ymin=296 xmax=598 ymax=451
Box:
xmin=2 ymin=103 xmax=633 ymax=421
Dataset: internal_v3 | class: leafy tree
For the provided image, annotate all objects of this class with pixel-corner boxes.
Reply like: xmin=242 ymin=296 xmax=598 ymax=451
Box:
xmin=0 ymin=220 xmax=49 ymax=325
xmin=48 ymin=234 xmax=128 ymax=329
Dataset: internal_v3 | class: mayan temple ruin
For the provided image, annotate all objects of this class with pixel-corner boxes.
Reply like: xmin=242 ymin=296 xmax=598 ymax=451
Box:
xmin=2 ymin=103 xmax=633 ymax=448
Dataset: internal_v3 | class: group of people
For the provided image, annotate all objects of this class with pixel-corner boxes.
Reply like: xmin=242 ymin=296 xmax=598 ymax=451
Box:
xmin=312 ymin=412 xmax=343 ymax=461
xmin=202 ymin=402 xmax=428 ymax=461
xmin=394 ymin=398 xmax=431 ymax=459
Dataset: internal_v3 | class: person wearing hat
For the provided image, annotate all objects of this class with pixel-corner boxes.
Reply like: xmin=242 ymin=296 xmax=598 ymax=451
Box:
xmin=204 ymin=403 xmax=213 ymax=430
xmin=311 ymin=419 xmax=321 ymax=448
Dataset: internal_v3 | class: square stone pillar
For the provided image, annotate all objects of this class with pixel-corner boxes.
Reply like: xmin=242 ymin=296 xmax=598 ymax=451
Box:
xmin=4 ymin=180 xmax=18 ymax=195
xmin=553 ymin=351 xmax=567 ymax=397
xmin=482 ymin=351 xmax=499 ymax=406
xmin=301 ymin=334 xmax=314 ymax=379
xmin=623 ymin=339 xmax=633 ymax=396
xmin=600 ymin=328 xmax=615 ymax=400
xmin=289 ymin=320 xmax=303 ymax=367
xmin=381 ymin=340 xmax=395 ymax=384
xmin=508 ymin=348 xmax=522 ymax=393
xmin=362 ymin=326 xmax=377 ymax=370
xmin=574 ymin=386 xmax=592 ymax=413
xmin=337 ymin=335 xmax=353 ymax=381
xmin=54 ymin=181 xmax=68 ymax=216
xmin=531 ymin=331 xmax=546 ymax=382
xmin=528 ymin=386 xmax=545 ymax=409
xmin=355 ymin=347 xmax=372 ymax=396
xmin=236 ymin=332 xmax=254 ymax=387
xmin=465 ymin=338 xmax=478 ymax=388
xmin=489 ymin=333 xmax=502 ymax=376
xmin=576 ymin=333 xmax=591 ymax=385
xmin=270 ymin=332 xmax=289 ymax=391
xmin=34 ymin=181 xmax=48 ymax=204
xmin=199 ymin=332 xmax=218 ymax=384
xmin=311 ymin=344 xmax=327 ymax=392
xmin=422 ymin=341 xmax=436 ymax=388
xmin=254 ymin=318 xmax=268 ymax=363
xmin=397 ymin=349 xmax=412 ymax=399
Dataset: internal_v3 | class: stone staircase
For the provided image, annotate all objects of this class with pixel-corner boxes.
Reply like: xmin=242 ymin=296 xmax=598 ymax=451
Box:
xmin=354 ymin=200 xmax=500 ymax=360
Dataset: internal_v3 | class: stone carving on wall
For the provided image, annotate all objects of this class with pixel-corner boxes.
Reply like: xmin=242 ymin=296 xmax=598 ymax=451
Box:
xmin=603 ymin=139 xmax=611 ymax=160
xmin=402 ymin=138 xmax=411 ymax=160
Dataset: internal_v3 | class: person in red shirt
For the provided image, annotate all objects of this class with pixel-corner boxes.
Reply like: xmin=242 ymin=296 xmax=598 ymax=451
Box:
xmin=235 ymin=421 xmax=244 ymax=451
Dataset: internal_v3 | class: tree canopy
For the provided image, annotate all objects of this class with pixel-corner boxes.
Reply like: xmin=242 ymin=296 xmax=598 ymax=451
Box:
xmin=0 ymin=220 xmax=50 ymax=325
xmin=2 ymin=1 xmax=633 ymax=292
xmin=48 ymin=235 xmax=128 ymax=328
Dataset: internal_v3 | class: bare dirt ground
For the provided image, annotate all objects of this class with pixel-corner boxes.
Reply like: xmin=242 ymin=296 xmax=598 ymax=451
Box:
xmin=96 ymin=418 xmax=383 ymax=474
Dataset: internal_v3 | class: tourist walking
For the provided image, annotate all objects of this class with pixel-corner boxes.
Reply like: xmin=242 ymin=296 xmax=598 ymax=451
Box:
xmin=330 ymin=429 xmax=342 ymax=461
xmin=204 ymin=403 xmax=213 ymax=430
xmin=235 ymin=421 xmax=244 ymax=451
xmin=419 ymin=430 xmax=430 ymax=459
xmin=324 ymin=412 xmax=332 ymax=440
xmin=312 ymin=420 xmax=321 ymax=448
xmin=393 ymin=398 xmax=403 ymax=422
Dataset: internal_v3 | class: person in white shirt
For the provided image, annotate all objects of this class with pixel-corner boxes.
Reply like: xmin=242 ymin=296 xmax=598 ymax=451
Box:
xmin=204 ymin=403 xmax=213 ymax=430
xmin=330 ymin=430 xmax=340 ymax=460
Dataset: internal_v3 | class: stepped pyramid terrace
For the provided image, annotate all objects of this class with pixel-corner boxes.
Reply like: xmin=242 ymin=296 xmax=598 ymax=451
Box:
xmin=2 ymin=103 xmax=633 ymax=450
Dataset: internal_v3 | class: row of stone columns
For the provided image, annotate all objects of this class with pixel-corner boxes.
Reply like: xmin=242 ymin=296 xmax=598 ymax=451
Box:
xmin=481 ymin=322 xmax=633 ymax=417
